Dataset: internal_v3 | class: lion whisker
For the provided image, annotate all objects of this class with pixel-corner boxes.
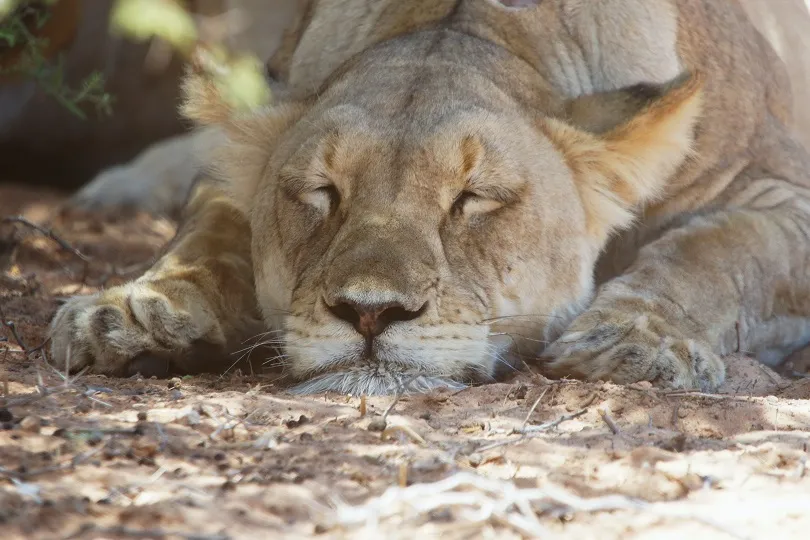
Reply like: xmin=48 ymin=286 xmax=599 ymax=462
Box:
xmin=480 ymin=313 xmax=566 ymax=324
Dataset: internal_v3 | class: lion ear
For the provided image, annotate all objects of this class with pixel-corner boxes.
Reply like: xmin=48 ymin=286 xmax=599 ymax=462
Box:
xmin=180 ymin=71 xmax=310 ymax=210
xmin=180 ymin=71 xmax=234 ymax=126
xmin=543 ymin=72 xmax=704 ymax=241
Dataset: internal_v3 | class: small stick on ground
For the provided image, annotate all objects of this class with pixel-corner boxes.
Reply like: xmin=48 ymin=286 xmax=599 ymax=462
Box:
xmin=0 ymin=302 xmax=29 ymax=353
xmin=4 ymin=380 xmax=78 ymax=407
xmin=369 ymin=376 xmax=420 ymax=432
xmin=0 ymin=447 xmax=103 ymax=481
xmin=2 ymin=216 xmax=91 ymax=263
xmin=520 ymin=387 xmax=548 ymax=430
xmin=735 ymin=320 xmax=742 ymax=353
xmin=598 ymin=407 xmax=621 ymax=435
xmin=670 ymin=400 xmax=682 ymax=428
xmin=475 ymin=407 xmax=591 ymax=454
xmin=64 ymin=524 xmax=230 ymax=540
xmin=326 ymin=471 xmax=749 ymax=540
xmin=56 ymin=426 xmax=141 ymax=436
xmin=382 ymin=376 xmax=419 ymax=421
xmin=381 ymin=424 xmax=426 ymax=446
xmin=518 ymin=407 xmax=589 ymax=434
xmin=757 ymin=363 xmax=782 ymax=385
xmin=0 ymin=365 xmax=7 ymax=409
xmin=398 ymin=462 xmax=408 ymax=487
xmin=662 ymin=391 xmax=756 ymax=401
xmin=359 ymin=395 xmax=367 ymax=417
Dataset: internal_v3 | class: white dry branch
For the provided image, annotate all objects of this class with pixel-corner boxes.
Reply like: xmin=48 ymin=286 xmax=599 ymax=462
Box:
xmin=321 ymin=471 xmax=749 ymax=540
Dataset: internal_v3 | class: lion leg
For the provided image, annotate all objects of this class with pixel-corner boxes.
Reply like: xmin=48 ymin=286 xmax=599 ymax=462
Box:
xmin=49 ymin=179 xmax=264 ymax=377
xmin=70 ymin=129 xmax=223 ymax=217
xmin=546 ymin=180 xmax=810 ymax=391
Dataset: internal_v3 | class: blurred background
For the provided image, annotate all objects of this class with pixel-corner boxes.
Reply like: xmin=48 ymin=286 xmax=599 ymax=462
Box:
xmin=3 ymin=0 xmax=810 ymax=201
xmin=0 ymin=0 xmax=296 ymax=192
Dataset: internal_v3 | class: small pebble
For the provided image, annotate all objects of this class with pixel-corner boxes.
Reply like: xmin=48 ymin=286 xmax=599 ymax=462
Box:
xmin=86 ymin=433 xmax=103 ymax=446
xmin=468 ymin=453 xmax=483 ymax=468
xmin=19 ymin=416 xmax=42 ymax=433
xmin=130 ymin=438 xmax=158 ymax=458
xmin=75 ymin=402 xmax=92 ymax=414
xmin=221 ymin=480 xmax=237 ymax=491
xmin=137 ymin=411 xmax=148 ymax=422
xmin=168 ymin=377 xmax=182 ymax=390
xmin=367 ymin=418 xmax=387 ymax=432
xmin=179 ymin=410 xmax=202 ymax=427
xmin=284 ymin=415 xmax=309 ymax=429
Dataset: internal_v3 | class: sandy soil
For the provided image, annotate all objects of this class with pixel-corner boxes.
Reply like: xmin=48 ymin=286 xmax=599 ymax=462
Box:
xmin=2 ymin=182 xmax=810 ymax=540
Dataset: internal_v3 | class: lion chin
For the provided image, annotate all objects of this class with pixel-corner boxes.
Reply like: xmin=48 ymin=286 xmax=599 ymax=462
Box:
xmin=289 ymin=370 xmax=468 ymax=396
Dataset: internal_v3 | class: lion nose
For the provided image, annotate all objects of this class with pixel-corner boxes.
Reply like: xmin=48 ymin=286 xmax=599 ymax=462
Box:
xmin=326 ymin=299 xmax=427 ymax=339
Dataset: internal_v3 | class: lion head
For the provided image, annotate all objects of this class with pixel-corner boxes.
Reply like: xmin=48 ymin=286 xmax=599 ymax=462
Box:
xmin=182 ymin=27 xmax=702 ymax=395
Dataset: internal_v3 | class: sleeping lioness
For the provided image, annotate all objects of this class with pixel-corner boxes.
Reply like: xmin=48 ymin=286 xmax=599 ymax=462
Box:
xmin=47 ymin=0 xmax=810 ymax=394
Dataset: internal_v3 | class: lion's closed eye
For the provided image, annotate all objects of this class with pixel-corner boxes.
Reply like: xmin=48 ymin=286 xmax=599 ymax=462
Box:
xmin=299 ymin=184 xmax=341 ymax=214
xmin=281 ymin=171 xmax=342 ymax=216
xmin=451 ymin=183 xmax=522 ymax=216
xmin=451 ymin=191 xmax=504 ymax=215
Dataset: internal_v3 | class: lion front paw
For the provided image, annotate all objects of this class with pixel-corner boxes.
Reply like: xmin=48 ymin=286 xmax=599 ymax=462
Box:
xmin=48 ymin=281 xmax=226 ymax=377
xmin=544 ymin=308 xmax=725 ymax=391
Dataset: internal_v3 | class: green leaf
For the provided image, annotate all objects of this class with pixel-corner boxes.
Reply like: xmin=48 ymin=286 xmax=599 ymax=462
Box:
xmin=110 ymin=0 xmax=198 ymax=53
xmin=0 ymin=0 xmax=21 ymax=21
xmin=214 ymin=54 xmax=272 ymax=111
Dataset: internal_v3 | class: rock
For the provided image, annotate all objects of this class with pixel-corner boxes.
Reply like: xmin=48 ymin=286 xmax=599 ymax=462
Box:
xmin=19 ymin=416 xmax=41 ymax=433
xmin=367 ymin=418 xmax=387 ymax=432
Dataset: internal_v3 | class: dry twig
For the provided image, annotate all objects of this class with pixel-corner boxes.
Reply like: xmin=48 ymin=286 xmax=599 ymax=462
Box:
xmin=520 ymin=387 xmax=548 ymax=430
xmin=359 ymin=394 xmax=367 ymax=417
xmin=2 ymin=216 xmax=91 ymax=263
xmin=381 ymin=424 xmax=427 ymax=446
xmin=661 ymin=391 xmax=756 ymax=401
xmin=383 ymin=375 xmax=419 ymax=421
xmin=0 ymin=301 xmax=29 ymax=352
xmin=323 ymin=471 xmax=749 ymax=539
xmin=475 ymin=407 xmax=590 ymax=454
xmin=0 ymin=447 xmax=102 ymax=481
xmin=64 ymin=524 xmax=229 ymax=540
xmin=598 ymin=407 xmax=621 ymax=435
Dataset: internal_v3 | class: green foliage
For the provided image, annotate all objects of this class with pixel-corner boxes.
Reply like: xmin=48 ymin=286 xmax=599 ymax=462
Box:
xmin=110 ymin=0 xmax=197 ymax=54
xmin=111 ymin=0 xmax=272 ymax=112
xmin=0 ymin=0 xmax=273 ymax=121
xmin=0 ymin=0 xmax=113 ymax=120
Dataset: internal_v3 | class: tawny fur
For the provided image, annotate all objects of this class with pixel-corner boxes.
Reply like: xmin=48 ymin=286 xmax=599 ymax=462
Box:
xmin=49 ymin=0 xmax=810 ymax=394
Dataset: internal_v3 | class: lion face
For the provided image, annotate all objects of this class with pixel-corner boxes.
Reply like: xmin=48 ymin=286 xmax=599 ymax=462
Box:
xmin=259 ymin=98 xmax=596 ymax=395
xmin=185 ymin=31 xmax=703 ymax=394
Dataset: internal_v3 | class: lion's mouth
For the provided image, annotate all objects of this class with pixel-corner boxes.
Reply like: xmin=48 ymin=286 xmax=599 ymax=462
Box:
xmin=282 ymin=328 xmax=496 ymax=395
xmin=288 ymin=370 xmax=467 ymax=396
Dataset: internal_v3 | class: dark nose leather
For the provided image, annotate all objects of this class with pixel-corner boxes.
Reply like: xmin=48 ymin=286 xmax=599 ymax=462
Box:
xmin=327 ymin=299 xmax=427 ymax=339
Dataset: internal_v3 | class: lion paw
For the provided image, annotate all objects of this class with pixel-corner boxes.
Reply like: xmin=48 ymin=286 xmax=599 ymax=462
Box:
xmin=544 ymin=308 xmax=725 ymax=391
xmin=49 ymin=281 xmax=225 ymax=377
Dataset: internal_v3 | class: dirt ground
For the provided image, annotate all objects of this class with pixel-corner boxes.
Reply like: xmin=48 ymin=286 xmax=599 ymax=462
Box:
xmin=2 ymin=183 xmax=810 ymax=540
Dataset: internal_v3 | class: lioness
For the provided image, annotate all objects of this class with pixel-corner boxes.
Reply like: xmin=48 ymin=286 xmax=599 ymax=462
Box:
xmin=48 ymin=0 xmax=810 ymax=395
